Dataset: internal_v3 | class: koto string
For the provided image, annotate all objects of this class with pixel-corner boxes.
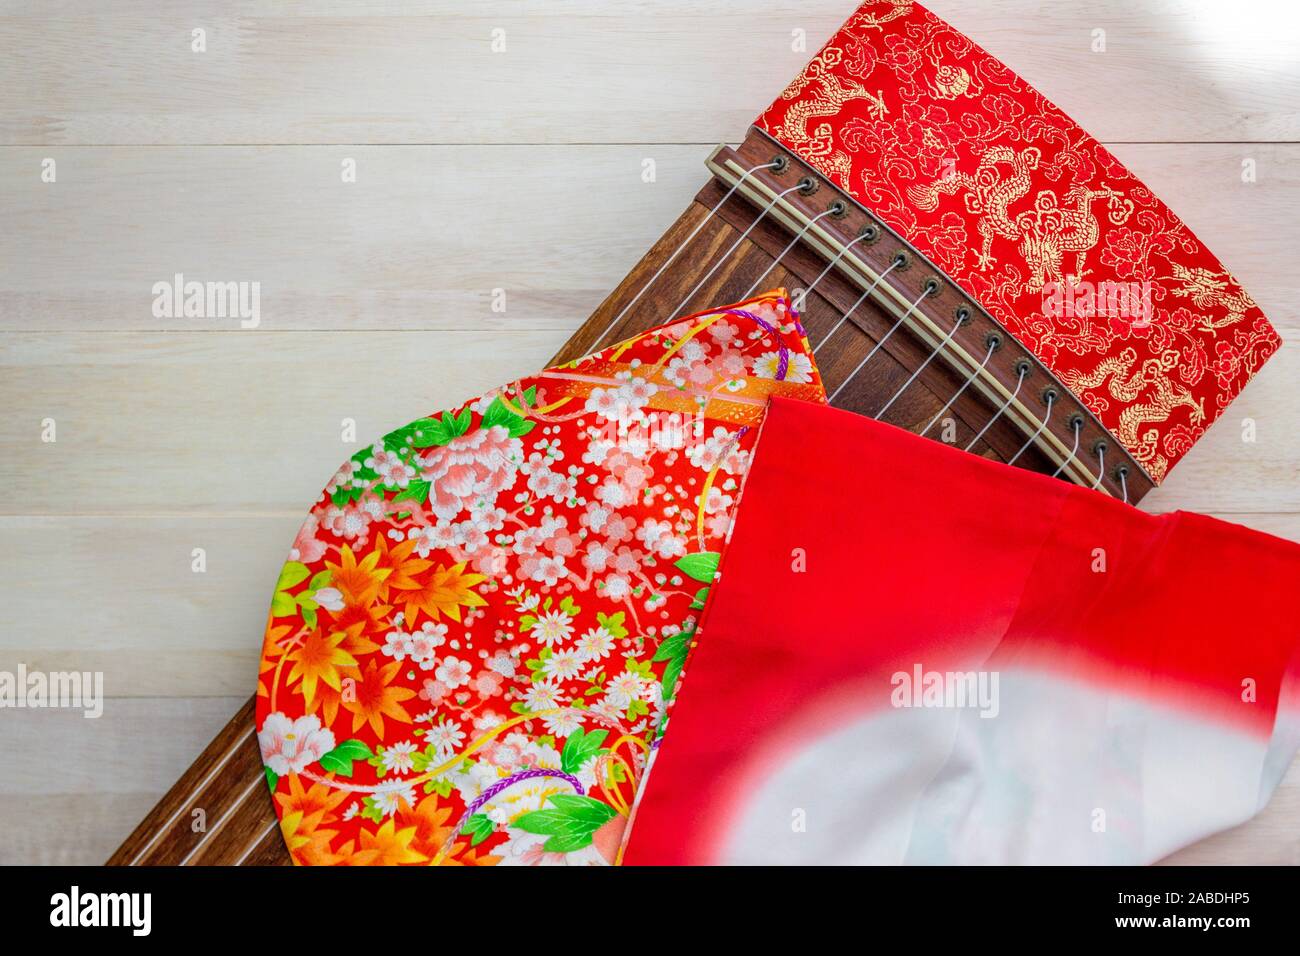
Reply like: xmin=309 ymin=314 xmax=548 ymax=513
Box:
xmin=799 ymin=230 xmax=873 ymax=305
xmin=178 ymin=772 xmax=266 ymax=866
xmin=128 ymin=730 xmax=247 ymax=864
xmin=827 ymin=283 xmax=931 ymax=404
xmin=811 ymin=258 xmax=901 ymax=354
xmin=739 ymin=207 xmax=838 ymax=300
xmin=1007 ymin=391 xmax=1055 ymax=466
xmin=875 ymin=314 xmax=965 ymax=419
xmin=1092 ymin=444 xmax=1106 ymax=490
xmin=919 ymin=338 xmax=997 ymax=438
xmin=590 ymin=159 xmax=780 ymax=351
xmin=964 ymin=364 xmax=1027 ymax=453
xmin=1052 ymin=419 xmax=1083 ymax=478
xmin=668 ymin=181 xmax=807 ymax=319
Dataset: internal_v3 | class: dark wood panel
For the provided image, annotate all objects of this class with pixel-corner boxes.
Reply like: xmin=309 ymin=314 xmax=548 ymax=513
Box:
xmin=106 ymin=698 xmax=283 ymax=866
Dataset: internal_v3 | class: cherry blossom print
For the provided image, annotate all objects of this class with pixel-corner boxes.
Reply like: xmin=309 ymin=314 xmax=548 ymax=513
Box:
xmin=256 ymin=290 xmax=825 ymax=865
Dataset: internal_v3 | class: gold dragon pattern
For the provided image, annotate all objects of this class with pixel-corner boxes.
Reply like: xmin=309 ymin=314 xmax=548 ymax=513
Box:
xmin=1169 ymin=263 xmax=1257 ymax=330
xmin=773 ymin=47 xmax=888 ymax=187
xmin=909 ymin=147 xmax=1135 ymax=290
xmin=754 ymin=0 xmax=1280 ymax=482
xmin=1060 ymin=348 xmax=1204 ymax=483
xmin=848 ymin=0 xmax=914 ymax=31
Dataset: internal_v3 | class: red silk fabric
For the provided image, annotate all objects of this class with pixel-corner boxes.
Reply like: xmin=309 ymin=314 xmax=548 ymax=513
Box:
xmin=622 ymin=398 xmax=1300 ymax=864
xmin=756 ymin=1 xmax=1279 ymax=483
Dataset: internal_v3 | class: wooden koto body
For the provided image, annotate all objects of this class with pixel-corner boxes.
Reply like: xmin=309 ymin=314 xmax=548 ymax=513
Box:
xmin=109 ymin=130 xmax=1152 ymax=866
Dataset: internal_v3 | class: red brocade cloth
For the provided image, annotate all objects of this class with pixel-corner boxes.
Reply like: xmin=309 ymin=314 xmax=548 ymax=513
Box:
xmin=622 ymin=398 xmax=1300 ymax=864
xmin=756 ymin=0 xmax=1279 ymax=483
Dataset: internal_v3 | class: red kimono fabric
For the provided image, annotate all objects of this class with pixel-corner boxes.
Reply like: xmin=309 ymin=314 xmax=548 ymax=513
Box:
xmin=256 ymin=291 xmax=826 ymax=865
xmin=622 ymin=398 xmax=1300 ymax=865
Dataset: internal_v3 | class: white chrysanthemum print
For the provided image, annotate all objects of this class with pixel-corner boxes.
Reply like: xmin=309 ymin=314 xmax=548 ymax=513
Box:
xmin=425 ymin=717 xmax=466 ymax=760
xmin=381 ymin=740 xmax=418 ymax=775
xmin=752 ymin=349 xmax=813 ymax=383
xmin=575 ymin=626 xmax=615 ymax=662
xmin=532 ymin=609 xmax=575 ymax=647
xmin=542 ymin=647 xmax=584 ymax=681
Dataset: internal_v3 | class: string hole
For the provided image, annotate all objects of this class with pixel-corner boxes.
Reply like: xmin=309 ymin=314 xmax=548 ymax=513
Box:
xmin=985 ymin=332 xmax=1002 ymax=351
xmin=828 ymin=200 xmax=847 ymax=218
xmin=1068 ymin=414 xmax=1085 ymax=432
xmin=797 ymin=176 xmax=818 ymax=196
xmin=1115 ymin=465 xmax=1130 ymax=480
xmin=955 ymin=305 xmax=972 ymax=324
xmin=892 ymin=251 xmax=911 ymax=270
xmin=923 ymin=278 xmax=941 ymax=297
xmin=859 ymin=224 xmax=880 ymax=243
xmin=1013 ymin=359 xmax=1032 ymax=378
xmin=1091 ymin=439 xmax=1108 ymax=459
xmin=770 ymin=155 xmax=789 ymax=174
xmin=1042 ymin=387 xmax=1059 ymax=405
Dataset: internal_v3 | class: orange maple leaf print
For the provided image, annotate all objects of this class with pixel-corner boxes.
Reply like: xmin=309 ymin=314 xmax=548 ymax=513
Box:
xmin=287 ymin=627 xmax=358 ymax=706
xmin=343 ymin=658 xmax=415 ymax=740
xmin=372 ymin=535 xmax=433 ymax=596
xmin=326 ymin=545 xmax=391 ymax=608
xmin=355 ymin=818 xmax=428 ymax=866
xmin=276 ymin=772 xmax=349 ymax=829
xmin=278 ymin=810 xmax=312 ymax=855
xmin=395 ymin=793 xmax=503 ymax=866
xmin=392 ymin=560 xmax=488 ymax=625
xmin=258 ymin=618 xmax=293 ymax=699
xmin=328 ymin=607 xmax=384 ymax=658
xmin=396 ymin=793 xmax=457 ymax=861
xmin=289 ymin=826 xmax=346 ymax=867
xmin=330 ymin=838 xmax=380 ymax=867
xmin=329 ymin=601 xmax=388 ymax=657
xmin=444 ymin=844 xmax=503 ymax=867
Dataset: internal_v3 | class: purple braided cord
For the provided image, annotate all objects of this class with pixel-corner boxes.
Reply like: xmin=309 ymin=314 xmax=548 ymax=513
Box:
xmin=713 ymin=308 xmax=790 ymax=381
xmin=790 ymin=297 xmax=807 ymax=337
xmin=464 ymin=768 xmax=584 ymax=820
xmin=436 ymin=767 xmax=584 ymax=858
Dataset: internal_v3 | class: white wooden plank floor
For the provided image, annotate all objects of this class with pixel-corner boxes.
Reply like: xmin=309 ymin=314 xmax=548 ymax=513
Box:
xmin=1 ymin=0 xmax=1297 ymax=865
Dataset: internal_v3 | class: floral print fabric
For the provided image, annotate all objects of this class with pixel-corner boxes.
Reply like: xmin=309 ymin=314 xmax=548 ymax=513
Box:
xmin=256 ymin=290 xmax=825 ymax=865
